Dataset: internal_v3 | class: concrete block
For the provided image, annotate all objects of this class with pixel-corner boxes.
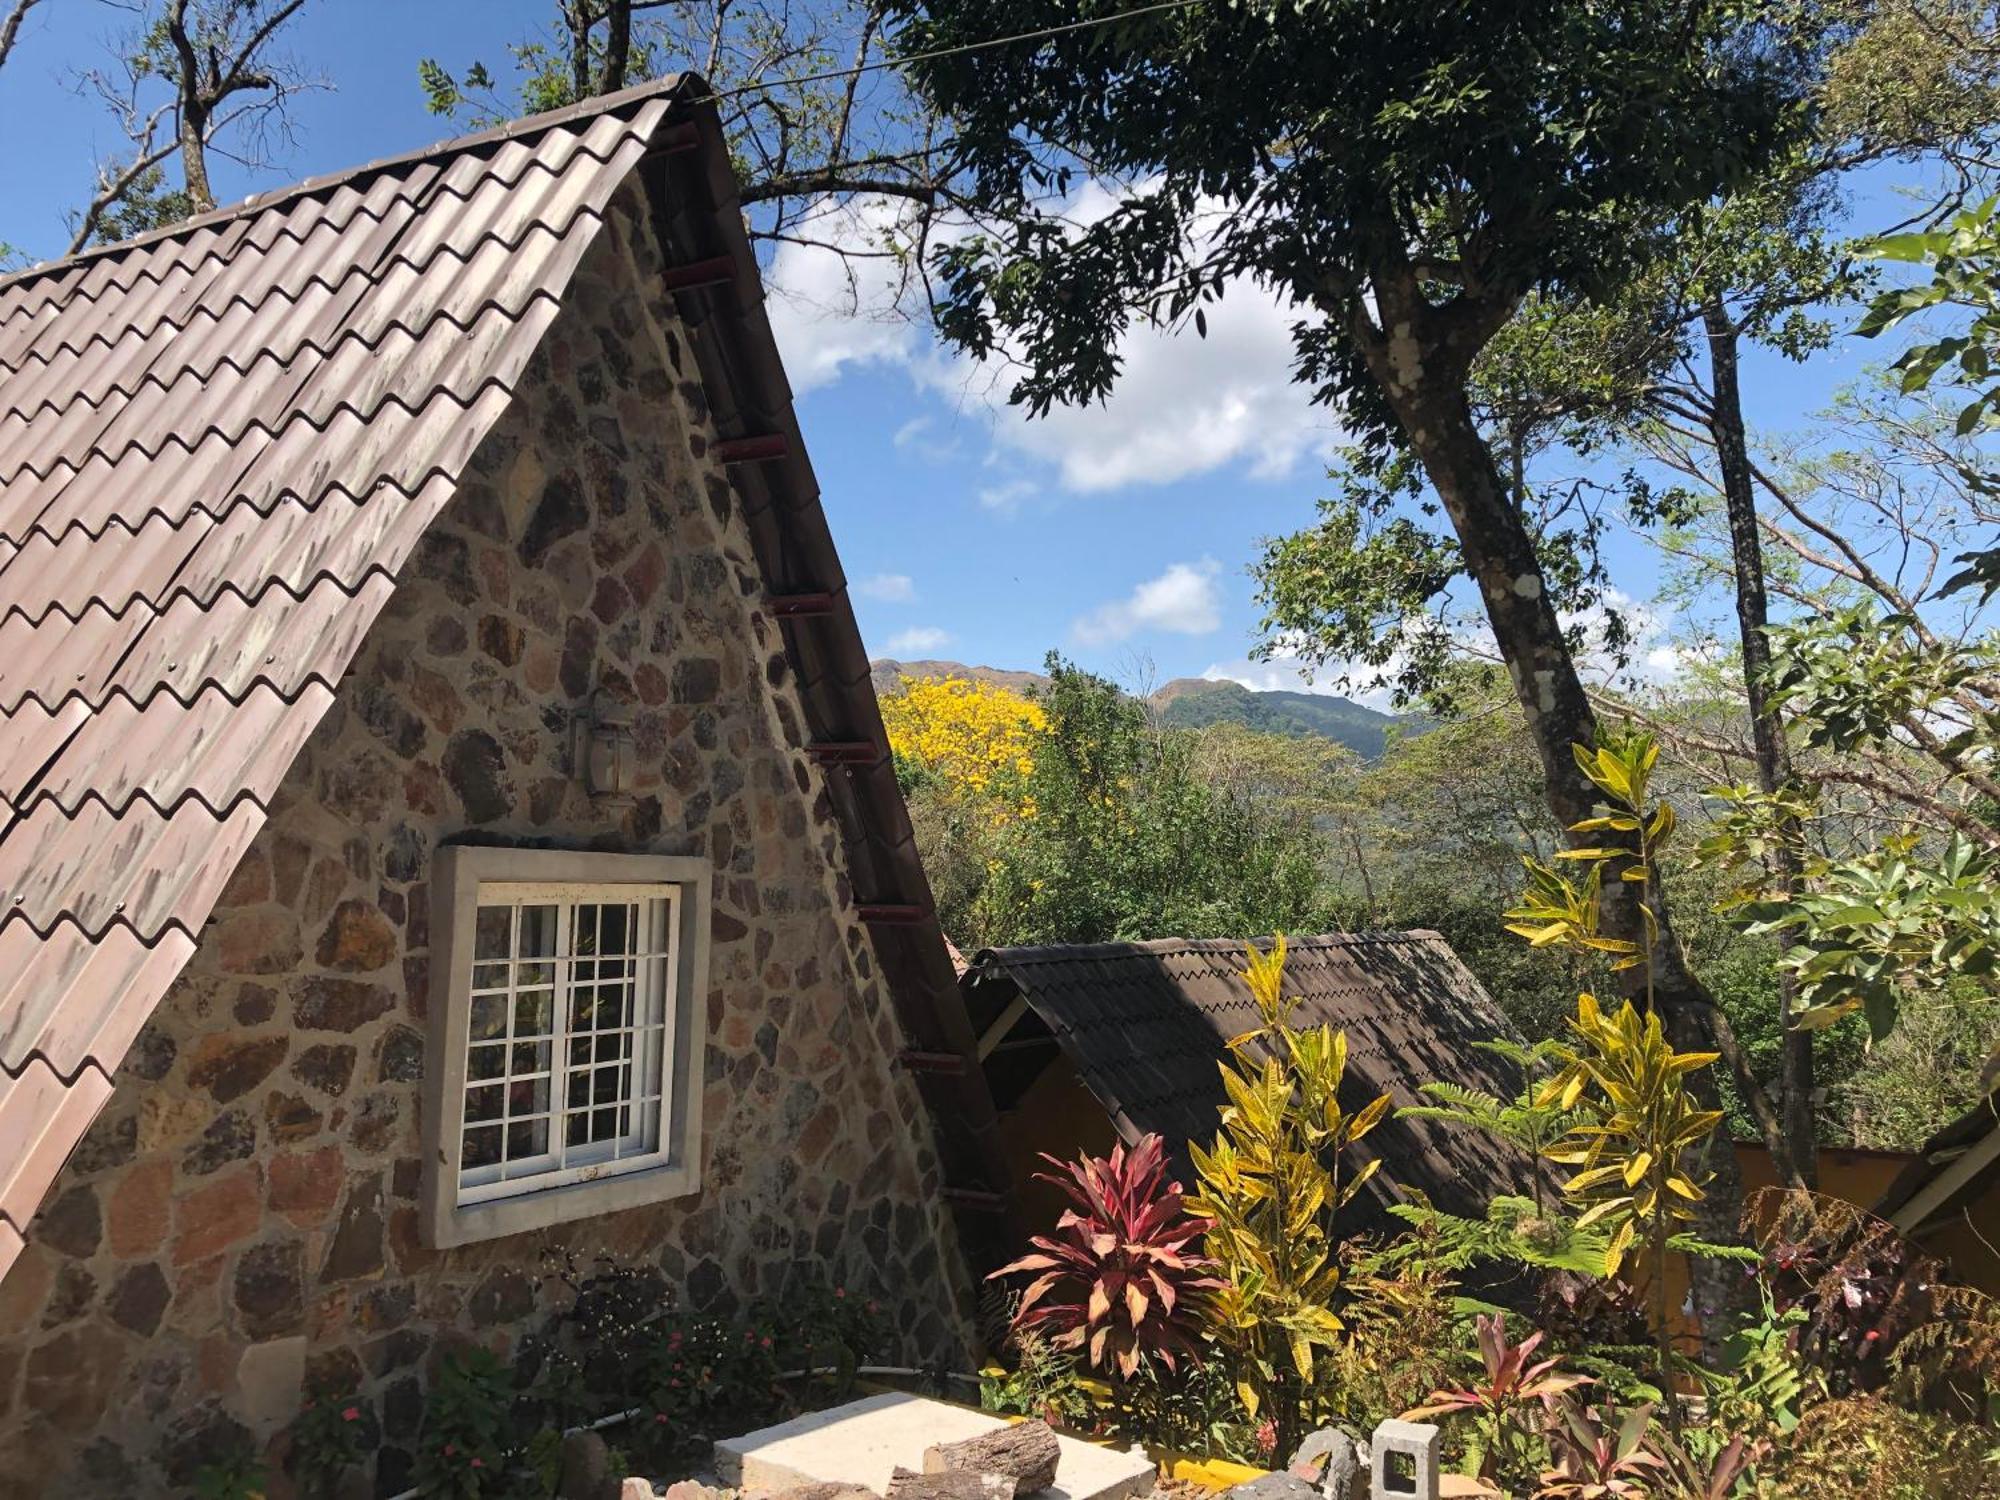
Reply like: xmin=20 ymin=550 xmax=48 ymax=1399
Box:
xmin=1368 ymin=1420 xmax=1440 ymax=1500
xmin=714 ymin=1393 xmax=1152 ymax=1500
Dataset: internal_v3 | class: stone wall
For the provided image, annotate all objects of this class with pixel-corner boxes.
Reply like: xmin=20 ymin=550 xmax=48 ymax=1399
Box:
xmin=0 ymin=185 xmax=974 ymax=1498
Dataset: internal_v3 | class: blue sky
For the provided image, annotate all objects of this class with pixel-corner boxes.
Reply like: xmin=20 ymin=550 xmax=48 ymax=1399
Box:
xmin=0 ymin=1 xmax=1932 ymax=701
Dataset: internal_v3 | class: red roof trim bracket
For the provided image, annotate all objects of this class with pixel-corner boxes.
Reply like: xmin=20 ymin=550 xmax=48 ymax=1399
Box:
xmin=633 ymin=108 xmax=1019 ymax=1269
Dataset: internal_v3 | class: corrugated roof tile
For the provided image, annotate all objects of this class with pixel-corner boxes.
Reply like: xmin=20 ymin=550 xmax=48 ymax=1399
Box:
xmin=969 ymin=932 xmax=1555 ymax=1229
xmin=0 ymin=798 xmax=266 ymax=939
xmin=0 ymin=1058 xmax=114 ymax=1231
xmin=0 ymin=923 xmax=197 ymax=1076
xmin=0 ymin=84 xmax=680 ymax=1282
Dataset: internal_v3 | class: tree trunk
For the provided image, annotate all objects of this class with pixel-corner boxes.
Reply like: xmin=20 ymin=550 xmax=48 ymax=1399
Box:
xmin=602 ymin=0 xmax=634 ymax=92
xmin=1702 ymin=297 xmax=1815 ymax=1191
xmin=565 ymin=0 xmax=593 ymax=101
xmin=889 ymin=1471 xmax=1014 ymax=1500
xmin=177 ymin=109 xmax=214 ymax=214
xmin=1388 ymin=373 xmax=1756 ymax=1349
xmin=165 ymin=0 xmax=215 ymax=214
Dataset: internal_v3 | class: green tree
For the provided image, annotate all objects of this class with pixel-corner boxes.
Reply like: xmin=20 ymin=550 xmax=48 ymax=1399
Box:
xmin=886 ymin=1 xmax=1822 ymax=1291
xmin=977 ymin=657 xmax=1336 ymax=947
xmin=1257 ymin=3 xmax=2000 ymax=1189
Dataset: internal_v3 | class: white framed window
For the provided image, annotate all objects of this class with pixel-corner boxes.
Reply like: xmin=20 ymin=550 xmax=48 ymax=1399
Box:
xmin=422 ymin=848 xmax=710 ymax=1248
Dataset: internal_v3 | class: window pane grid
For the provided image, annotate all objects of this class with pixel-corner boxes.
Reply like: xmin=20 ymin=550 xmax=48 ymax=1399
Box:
xmin=459 ymin=890 xmax=676 ymax=1203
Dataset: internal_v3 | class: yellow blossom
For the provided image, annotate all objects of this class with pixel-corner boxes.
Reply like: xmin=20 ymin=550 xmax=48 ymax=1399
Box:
xmin=882 ymin=675 xmax=1044 ymax=818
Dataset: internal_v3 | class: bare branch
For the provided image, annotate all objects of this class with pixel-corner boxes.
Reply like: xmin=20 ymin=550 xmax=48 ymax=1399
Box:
xmin=66 ymin=101 xmax=180 ymax=253
xmin=0 ymin=0 xmax=45 ymax=74
xmin=70 ymin=0 xmax=317 ymax=246
xmin=739 ymin=171 xmax=938 ymax=208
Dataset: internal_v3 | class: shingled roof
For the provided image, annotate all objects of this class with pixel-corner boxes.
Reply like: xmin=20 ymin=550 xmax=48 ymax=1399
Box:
xmin=0 ymin=77 xmax=1010 ymax=1280
xmin=1876 ymin=1087 xmax=2000 ymax=1239
xmin=963 ymin=931 xmax=1548 ymax=1232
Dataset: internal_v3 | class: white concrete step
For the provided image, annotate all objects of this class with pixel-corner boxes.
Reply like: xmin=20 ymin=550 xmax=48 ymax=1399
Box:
xmin=714 ymin=1393 xmax=1155 ymax=1500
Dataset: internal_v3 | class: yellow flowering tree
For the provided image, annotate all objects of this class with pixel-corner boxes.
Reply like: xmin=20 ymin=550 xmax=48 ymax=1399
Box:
xmin=882 ymin=675 xmax=1044 ymax=810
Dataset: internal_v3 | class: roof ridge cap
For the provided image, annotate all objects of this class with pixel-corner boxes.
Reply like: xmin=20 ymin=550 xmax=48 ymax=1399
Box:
xmin=0 ymin=72 xmax=697 ymax=296
xmin=968 ymin=929 xmax=1449 ymax=965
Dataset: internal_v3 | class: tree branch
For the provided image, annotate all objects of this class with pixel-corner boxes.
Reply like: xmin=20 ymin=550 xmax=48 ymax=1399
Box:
xmin=0 ymin=0 xmax=44 ymax=74
xmin=66 ymin=108 xmax=181 ymax=253
xmin=739 ymin=171 xmax=937 ymax=206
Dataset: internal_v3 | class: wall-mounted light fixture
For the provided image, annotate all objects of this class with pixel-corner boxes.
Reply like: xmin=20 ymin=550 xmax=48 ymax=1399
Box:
xmin=576 ymin=691 xmax=636 ymax=807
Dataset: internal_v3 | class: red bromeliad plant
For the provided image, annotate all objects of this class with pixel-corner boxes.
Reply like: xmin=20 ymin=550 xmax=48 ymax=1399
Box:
xmin=989 ymin=1134 xmax=1223 ymax=1379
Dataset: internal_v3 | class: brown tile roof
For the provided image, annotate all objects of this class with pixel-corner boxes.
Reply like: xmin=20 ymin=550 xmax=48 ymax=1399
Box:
xmin=0 ymin=77 xmax=1012 ymax=1280
xmin=964 ymin=931 xmax=1552 ymax=1233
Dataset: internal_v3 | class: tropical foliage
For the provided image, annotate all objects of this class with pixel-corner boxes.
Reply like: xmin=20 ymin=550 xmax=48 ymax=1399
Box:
xmin=1405 ymin=1314 xmax=1589 ymax=1482
xmin=1185 ymin=936 xmax=1391 ymax=1456
xmin=990 ymin=1134 xmax=1221 ymax=1379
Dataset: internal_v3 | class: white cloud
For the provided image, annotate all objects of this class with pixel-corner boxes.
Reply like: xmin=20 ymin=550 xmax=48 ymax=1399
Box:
xmin=761 ymin=186 xmax=1340 ymax=492
xmin=885 ymin=626 xmax=953 ymax=655
xmin=977 ymin=479 xmax=1037 ymax=513
xmin=1073 ymin=560 xmax=1224 ymax=646
xmin=965 ymin=286 xmax=1332 ymax=492
xmin=855 ymin=573 xmax=916 ymax=603
xmin=1581 ymin=592 xmax=1714 ymax=694
xmin=762 ymin=197 xmax=924 ymax=395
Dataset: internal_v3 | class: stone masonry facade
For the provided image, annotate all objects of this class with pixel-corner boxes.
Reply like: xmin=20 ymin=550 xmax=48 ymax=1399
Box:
xmin=0 ymin=184 xmax=974 ymax=1498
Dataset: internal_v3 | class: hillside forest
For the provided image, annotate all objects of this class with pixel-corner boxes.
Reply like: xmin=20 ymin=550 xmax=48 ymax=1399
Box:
xmin=878 ymin=649 xmax=1995 ymax=1157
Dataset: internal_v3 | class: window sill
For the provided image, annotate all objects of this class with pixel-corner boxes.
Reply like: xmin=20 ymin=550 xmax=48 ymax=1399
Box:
xmin=423 ymin=1153 xmax=701 ymax=1249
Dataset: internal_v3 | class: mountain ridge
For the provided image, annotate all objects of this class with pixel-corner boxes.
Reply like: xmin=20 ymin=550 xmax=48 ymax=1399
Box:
xmin=869 ymin=658 xmax=1404 ymax=758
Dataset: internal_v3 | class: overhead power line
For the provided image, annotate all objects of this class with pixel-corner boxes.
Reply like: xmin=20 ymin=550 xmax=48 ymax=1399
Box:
xmin=689 ymin=0 xmax=1206 ymax=109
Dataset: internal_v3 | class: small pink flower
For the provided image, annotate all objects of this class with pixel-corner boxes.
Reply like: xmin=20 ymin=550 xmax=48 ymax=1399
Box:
xmin=341 ymin=1407 xmax=361 ymax=1423
xmin=656 ymin=1413 xmax=670 ymax=1425
xmin=472 ymin=1458 xmax=485 ymax=1470
xmin=443 ymin=1444 xmax=457 ymax=1458
xmin=761 ymin=1336 xmax=772 ymax=1349
xmin=835 ymin=1287 xmax=846 ymax=1300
